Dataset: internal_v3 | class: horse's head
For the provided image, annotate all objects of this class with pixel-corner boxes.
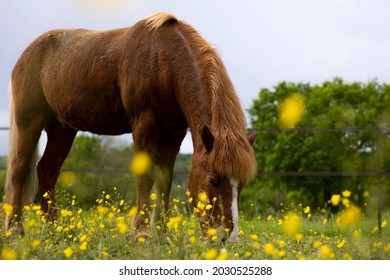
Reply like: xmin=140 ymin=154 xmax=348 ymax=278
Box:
xmin=188 ymin=126 xmax=256 ymax=242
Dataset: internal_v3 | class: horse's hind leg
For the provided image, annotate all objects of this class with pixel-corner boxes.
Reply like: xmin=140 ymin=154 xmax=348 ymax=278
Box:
xmin=37 ymin=120 xmax=77 ymax=221
xmin=5 ymin=114 xmax=45 ymax=235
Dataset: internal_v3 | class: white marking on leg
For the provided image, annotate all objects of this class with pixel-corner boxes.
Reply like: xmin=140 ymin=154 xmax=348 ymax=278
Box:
xmin=229 ymin=179 xmax=239 ymax=242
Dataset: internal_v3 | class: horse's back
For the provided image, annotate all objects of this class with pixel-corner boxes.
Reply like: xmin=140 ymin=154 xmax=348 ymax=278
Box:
xmin=11 ymin=17 xmax=194 ymax=135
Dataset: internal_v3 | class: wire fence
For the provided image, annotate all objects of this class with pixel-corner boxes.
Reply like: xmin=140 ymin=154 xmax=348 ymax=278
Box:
xmin=0 ymin=126 xmax=388 ymax=235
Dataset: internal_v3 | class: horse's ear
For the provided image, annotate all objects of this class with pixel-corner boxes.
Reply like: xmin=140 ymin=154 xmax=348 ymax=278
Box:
xmin=247 ymin=133 xmax=257 ymax=146
xmin=201 ymin=126 xmax=215 ymax=153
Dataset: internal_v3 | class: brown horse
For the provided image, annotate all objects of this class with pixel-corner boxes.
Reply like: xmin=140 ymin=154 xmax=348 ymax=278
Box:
xmin=4 ymin=12 xmax=257 ymax=241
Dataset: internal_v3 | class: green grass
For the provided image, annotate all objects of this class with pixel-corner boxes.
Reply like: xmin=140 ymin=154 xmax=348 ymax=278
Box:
xmin=1 ymin=188 xmax=389 ymax=260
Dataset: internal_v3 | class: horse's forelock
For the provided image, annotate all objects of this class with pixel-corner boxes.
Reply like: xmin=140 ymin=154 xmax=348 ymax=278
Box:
xmin=209 ymin=131 xmax=257 ymax=185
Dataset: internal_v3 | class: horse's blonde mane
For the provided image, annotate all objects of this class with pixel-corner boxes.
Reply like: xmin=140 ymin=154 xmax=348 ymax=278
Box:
xmin=142 ymin=12 xmax=257 ymax=184
xmin=178 ymin=22 xmax=257 ymax=184
xmin=144 ymin=12 xmax=178 ymax=31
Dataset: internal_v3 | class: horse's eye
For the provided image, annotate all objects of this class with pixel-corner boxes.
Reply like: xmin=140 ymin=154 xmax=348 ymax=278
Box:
xmin=208 ymin=178 xmax=218 ymax=187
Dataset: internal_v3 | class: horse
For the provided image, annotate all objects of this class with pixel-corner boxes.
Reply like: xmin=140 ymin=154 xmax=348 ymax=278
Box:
xmin=4 ymin=12 xmax=257 ymax=241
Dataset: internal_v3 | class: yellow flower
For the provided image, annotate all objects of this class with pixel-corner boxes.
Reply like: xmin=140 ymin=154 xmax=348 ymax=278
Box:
xmin=282 ymin=213 xmax=301 ymax=236
xmin=167 ymin=215 xmax=182 ymax=229
xmin=198 ymin=191 xmax=208 ymax=203
xmin=130 ymin=152 xmax=151 ymax=176
xmin=266 ymin=215 xmax=272 ymax=221
xmin=384 ymin=243 xmax=390 ymax=253
xmin=2 ymin=203 xmax=13 ymax=216
xmin=250 ymin=233 xmax=259 ymax=241
xmin=205 ymin=248 xmax=218 ymax=260
xmin=2 ymin=248 xmax=18 ymax=260
xmin=373 ymin=242 xmax=382 ymax=248
xmin=207 ymin=228 xmax=217 ymax=236
xmin=63 ymin=247 xmax=74 ymax=258
xmin=60 ymin=209 xmax=70 ymax=217
xmin=295 ymin=233 xmax=304 ymax=243
xmin=342 ymin=198 xmax=351 ymax=208
xmin=43 ymin=192 xmax=49 ymax=198
xmin=330 ymin=194 xmax=341 ymax=206
xmin=105 ymin=194 xmax=110 ymax=200
xmin=216 ymin=248 xmax=229 ymax=260
xmin=381 ymin=220 xmax=388 ymax=228
xmin=336 ymin=205 xmax=361 ymax=228
xmin=278 ymin=93 xmax=305 ymax=129
xmin=318 ymin=245 xmax=335 ymax=260
xmin=363 ymin=191 xmax=370 ymax=198
xmin=337 ymin=239 xmax=346 ymax=249
xmin=31 ymin=240 xmax=40 ymax=249
xmin=342 ymin=190 xmax=351 ymax=198
xmin=313 ymin=241 xmax=322 ymax=249
xmin=264 ymin=243 xmax=278 ymax=256
xmin=189 ymin=236 xmax=196 ymax=244
xmin=79 ymin=242 xmax=88 ymax=251
xmin=117 ymin=217 xmax=129 ymax=234
xmin=127 ymin=206 xmax=138 ymax=217
xmin=137 ymin=237 xmax=146 ymax=243
xmin=344 ymin=253 xmax=353 ymax=260
xmin=150 ymin=193 xmax=157 ymax=200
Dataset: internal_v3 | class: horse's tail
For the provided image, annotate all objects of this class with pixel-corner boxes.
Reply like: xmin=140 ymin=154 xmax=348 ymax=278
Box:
xmin=4 ymin=81 xmax=39 ymax=207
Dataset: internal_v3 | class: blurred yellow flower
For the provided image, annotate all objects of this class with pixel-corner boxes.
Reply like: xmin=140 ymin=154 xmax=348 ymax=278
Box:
xmin=2 ymin=248 xmax=18 ymax=260
xmin=342 ymin=198 xmax=351 ymax=208
xmin=336 ymin=239 xmax=346 ymax=249
xmin=207 ymin=228 xmax=217 ymax=236
xmin=117 ymin=217 xmax=129 ymax=234
xmin=79 ymin=242 xmax=88 ymax=251
xmin=278 ymin=93 xmax=305 ymax=129
xmin=216 ymin=248 xmax=229 ymax=260
xmin=198 ymin=191 xmax=208 ymax=203
xmin=150 ymin=193 xmax=157 ymax=200
xmin=303 ymin=206 xmax=310 ymax=214
xmin=205 ymin=248 xmax=218 ymax=260
xmin=336 ymin=205 xmax=361 ymax=228
xmin=2 ymin=203 xmax=13 ymax=216
xmin=342 ymin=190 xmax=351 ymax=198
xmin=63 ymin=247 xmax=74 ymax=258
xmin=130 ymin=152 xmax=151 ymax=176
xmin=295 ymin=233 xmax=304 ymax=243
xmin=127 ymin=206 xmax=138 ymax=217
xmin=250 ymin=233 xmax=259 ymax=241
xmin=282 ymin=213 xmax=301 ymax=236
xmin=264 ymin=243 xmax=279 ymax=256
xmin=31 ymin=240 xmax=40 ymax=249
xmin=384 ymin=243 xmax=390 ymax=253
xmin=318 ymin=245 xmax=335 ymax=260
xmin=330 ymin=194 xmax=341 ymax=206
xmin=381 ymin=220 xmax=388 ymax=228
xmin=313 ymin=241 xmax=322 ymax=249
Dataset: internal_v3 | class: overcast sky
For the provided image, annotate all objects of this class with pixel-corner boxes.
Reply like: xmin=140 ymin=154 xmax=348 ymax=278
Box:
xmin=1 ymin=0 xmax=390 ymax=155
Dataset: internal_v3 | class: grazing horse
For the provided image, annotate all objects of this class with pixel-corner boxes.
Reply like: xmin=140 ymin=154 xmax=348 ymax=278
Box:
xmin=4 ymin=12 xmax=257 ymax=241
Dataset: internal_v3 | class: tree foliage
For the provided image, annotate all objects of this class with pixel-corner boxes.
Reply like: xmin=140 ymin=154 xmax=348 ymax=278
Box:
xmin=243 ymin=78 xmax=390 ymax=212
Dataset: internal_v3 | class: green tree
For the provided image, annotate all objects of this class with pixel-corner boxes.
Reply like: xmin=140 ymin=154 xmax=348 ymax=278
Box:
xmin=243 ymin=78 xmax=390 ymax=213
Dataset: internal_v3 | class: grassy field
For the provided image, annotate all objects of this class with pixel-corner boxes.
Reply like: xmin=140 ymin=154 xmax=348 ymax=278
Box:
xmin=1 ymin=187 xmax=389 ymax=260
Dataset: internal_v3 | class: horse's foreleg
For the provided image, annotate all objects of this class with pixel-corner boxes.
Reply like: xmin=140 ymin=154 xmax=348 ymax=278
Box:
xmin=37 ymin=120 xmax=77 ymax=221
xmin=151 ymin=130 xmax=187 ymax=231
xmin=131 ymin=112 xmax=159 ymax=235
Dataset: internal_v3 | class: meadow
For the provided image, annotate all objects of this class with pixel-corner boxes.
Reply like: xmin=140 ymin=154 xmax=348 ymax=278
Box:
xmin=1 ymin=185 xmax=389 ymax=260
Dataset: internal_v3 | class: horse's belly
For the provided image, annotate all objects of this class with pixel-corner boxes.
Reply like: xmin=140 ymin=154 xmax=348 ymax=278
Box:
xmin=57 ymin=110 xmax=131 ymax=135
